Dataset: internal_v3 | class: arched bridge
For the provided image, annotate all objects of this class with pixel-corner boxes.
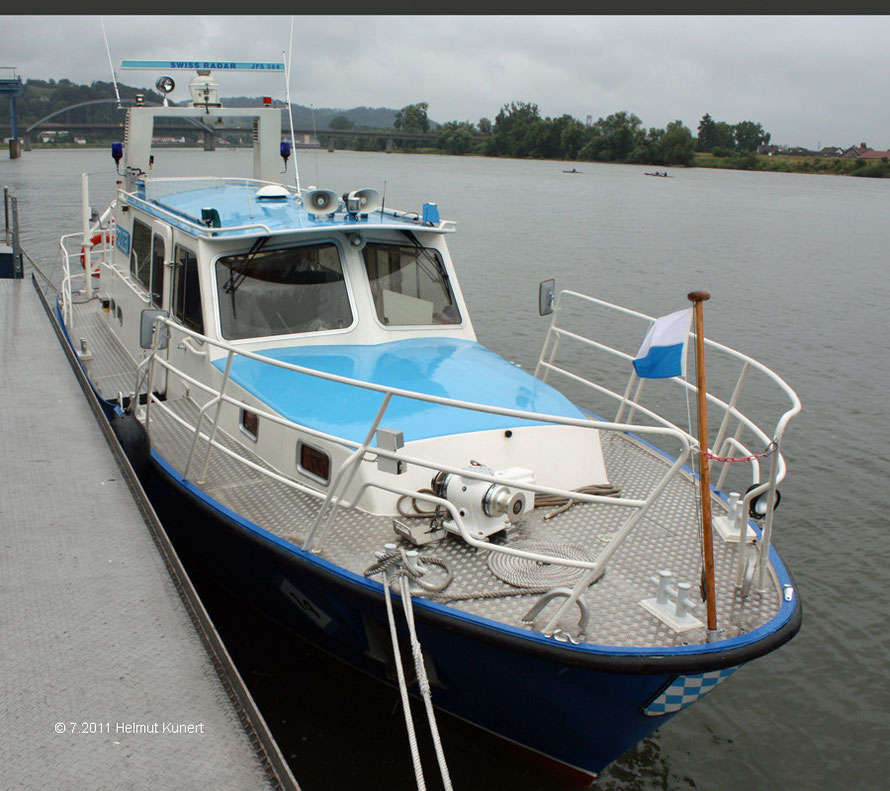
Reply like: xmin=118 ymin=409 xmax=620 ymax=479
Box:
xmin=9 ymin=98 xmax=455 ymax=149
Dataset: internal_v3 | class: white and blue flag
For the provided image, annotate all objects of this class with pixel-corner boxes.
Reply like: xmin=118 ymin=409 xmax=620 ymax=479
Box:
xmin=633 ymin=308 xmax=693 ymax=379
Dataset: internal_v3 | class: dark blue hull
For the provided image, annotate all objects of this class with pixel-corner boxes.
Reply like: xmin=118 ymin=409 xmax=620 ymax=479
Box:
xmin=144 ymin=448 xmax=801 ymax=777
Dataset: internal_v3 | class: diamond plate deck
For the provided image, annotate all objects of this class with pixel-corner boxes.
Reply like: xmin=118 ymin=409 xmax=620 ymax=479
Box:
xmin=2 ymin=280 xmax=284 ymax=790
xmin=69 ymin=294 xmax=782 ymax=652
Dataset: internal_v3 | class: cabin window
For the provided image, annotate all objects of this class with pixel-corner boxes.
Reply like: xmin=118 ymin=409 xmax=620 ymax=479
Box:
xmin=240 ymin=408 xmax=259 ymax=441
xmin=172 ymin=244 xmax=204 ymax=334
xmin=215 ymin=242 xmax=352 ymax=340
xmin=130 ymin=219 xmax=152 ymax=289
xmin=362 ymin=242 xmax=460 ymax=326
xmin=297 ymin=442 xmax=330 ymax=485
xmin=150 ymin=233 xmax=166 ymax=307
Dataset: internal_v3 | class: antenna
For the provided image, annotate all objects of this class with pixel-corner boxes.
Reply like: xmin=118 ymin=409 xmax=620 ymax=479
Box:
xmin=99 ymin=16 xmax=121 ymax=106
xmin=311 ymin=104 xmax=320 ymax=186
xmin=282 ymin=18 xmax=300 ymax=193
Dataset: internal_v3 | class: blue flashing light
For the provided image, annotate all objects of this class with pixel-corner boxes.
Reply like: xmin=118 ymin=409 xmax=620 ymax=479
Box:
xmin=422 ymin=202 xmax=440 ymax=225
xmin=280 ymin=141 xmax=291 ymax=161
xmin=111 ymin=142 xmax=123 ymax=164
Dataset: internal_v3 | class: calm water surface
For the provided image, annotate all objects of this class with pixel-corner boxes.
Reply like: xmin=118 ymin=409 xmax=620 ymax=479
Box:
xmin=3 ymin=148 xmax=888 ymax=790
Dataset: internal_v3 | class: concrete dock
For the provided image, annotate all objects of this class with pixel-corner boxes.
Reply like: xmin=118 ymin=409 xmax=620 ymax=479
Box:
xmin=0 ymin=276 xmax=299 ymax=790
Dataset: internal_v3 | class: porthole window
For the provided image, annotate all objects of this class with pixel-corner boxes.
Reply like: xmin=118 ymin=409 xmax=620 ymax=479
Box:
xmin=297 ymin=442 xmax=330 ymax=485
xmin=240 ymin=408 xmax=259 ymax=441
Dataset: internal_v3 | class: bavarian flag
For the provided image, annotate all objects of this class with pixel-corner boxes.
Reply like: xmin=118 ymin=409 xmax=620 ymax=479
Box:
xmin=633 ymin=308 xmax=693 ymax=379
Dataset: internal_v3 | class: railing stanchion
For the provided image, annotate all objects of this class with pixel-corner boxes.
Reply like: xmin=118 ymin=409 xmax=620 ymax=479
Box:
xmin=198 ymin=350 xmax=234 ymax=484
xmin=303 ymin=393 xmax=393 ymax=552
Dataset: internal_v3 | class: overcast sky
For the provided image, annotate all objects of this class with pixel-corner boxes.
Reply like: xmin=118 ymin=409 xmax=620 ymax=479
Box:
xmin=4 ymin=14 xmax=889 ymax=149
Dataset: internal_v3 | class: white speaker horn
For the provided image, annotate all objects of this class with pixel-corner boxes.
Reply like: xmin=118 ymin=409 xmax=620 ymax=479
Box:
xmin=302 ymin=188 xmax=340 ymax=216
xmin=348 ymin=188 xmax=382 ymax=215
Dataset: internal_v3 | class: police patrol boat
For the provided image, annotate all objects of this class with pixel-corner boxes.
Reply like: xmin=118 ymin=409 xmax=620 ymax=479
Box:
xmin=52 ymin=60 xmax=802 ymax=781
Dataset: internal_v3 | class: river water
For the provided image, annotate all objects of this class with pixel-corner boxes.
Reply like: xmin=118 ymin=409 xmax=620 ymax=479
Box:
xmin=3 ymin=148 xmax=888 ymax=790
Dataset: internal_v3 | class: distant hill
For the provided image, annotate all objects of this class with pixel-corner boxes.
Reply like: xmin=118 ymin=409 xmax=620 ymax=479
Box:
xmin=223 ymin=97 xmax=400 ymax=130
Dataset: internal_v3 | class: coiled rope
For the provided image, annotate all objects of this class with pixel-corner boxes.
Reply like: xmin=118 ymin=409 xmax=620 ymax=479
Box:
xmin=534 ymin=483 xmax=621 ymax=519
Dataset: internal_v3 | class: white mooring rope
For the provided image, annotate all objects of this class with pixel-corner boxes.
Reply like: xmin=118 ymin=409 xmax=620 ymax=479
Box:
xmin=381 ymin=570 xmax=453 ymax=791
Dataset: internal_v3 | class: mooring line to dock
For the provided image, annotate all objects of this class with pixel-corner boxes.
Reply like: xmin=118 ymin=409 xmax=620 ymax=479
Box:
xmin=380 ymin=566 xmax=454 ymax=791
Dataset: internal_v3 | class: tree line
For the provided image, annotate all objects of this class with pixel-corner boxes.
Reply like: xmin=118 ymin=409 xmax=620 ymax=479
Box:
xmin=389 ymin=101 xmax=774 ymax=167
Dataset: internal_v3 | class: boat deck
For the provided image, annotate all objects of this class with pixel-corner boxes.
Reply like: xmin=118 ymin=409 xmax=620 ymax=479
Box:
xmin=1 ymin=277 xmax=296 ymax=790
xmin=67 ymin=292 xmax=782 ymax=650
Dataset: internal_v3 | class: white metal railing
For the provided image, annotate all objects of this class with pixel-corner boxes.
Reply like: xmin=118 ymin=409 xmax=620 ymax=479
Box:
xmin=535 ymin=289 xmax=801 ymax=593
xmin=134 ymin=316 xmax=694 ymax=591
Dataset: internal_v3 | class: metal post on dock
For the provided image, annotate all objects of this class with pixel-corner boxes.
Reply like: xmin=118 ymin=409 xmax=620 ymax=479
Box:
xmin=11 ymin=195 xmax=22 ymax=277
xmin=3 ymin=186 xmax=9 ymax=245
xmin=1 ymin=186 xmax=23 ymax=279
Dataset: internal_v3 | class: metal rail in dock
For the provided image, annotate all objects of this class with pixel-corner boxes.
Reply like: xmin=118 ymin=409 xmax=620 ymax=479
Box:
xmin=0 ymin=275 xmax=299 ymax=790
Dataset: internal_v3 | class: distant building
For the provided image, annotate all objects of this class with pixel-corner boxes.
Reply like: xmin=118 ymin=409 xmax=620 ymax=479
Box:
xmin=842 ymin=142 xmax=872 ymax=158
xmin=816 ymin=146 xmax=844 ymax=157
xmin=758 ymin=144 xmax=780 ymax=156
xmin=787 ymin=147 xmax=812 ymax=156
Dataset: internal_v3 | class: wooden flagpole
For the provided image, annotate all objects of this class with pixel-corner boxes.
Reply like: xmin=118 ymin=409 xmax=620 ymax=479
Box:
xmin=688 ymin=290 xmax=718 ymax=636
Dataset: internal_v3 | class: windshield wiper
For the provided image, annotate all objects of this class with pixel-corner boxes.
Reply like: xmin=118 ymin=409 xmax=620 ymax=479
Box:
xmin=400 ymin=229 xmax=450 ymax=285
xmin=223 ymin=236 xmax=269 ymax=317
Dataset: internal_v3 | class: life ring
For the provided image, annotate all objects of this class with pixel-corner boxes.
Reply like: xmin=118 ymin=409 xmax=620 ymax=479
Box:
xmin=80 ymin=231 xmax=114 ymax=276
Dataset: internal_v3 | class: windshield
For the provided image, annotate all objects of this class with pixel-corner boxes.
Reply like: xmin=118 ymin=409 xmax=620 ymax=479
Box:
xmin=216 ymin=242 xmax=352 ymax=340
xmin=362 ymin=242 xmax=461 ymax=326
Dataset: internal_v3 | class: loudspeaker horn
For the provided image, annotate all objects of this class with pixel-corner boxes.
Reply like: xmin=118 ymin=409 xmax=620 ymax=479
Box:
xmin=347 ymin=188 xmax=382 ymax=215
xmin=302 ymin=188 xmax=340 ymax=216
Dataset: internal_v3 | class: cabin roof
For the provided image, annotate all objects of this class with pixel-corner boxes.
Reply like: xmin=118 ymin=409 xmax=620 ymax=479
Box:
xmin=127 ymin=179 xmax=451 ymax=240
xmin=213 ymin=338 xmax=586 ymax=444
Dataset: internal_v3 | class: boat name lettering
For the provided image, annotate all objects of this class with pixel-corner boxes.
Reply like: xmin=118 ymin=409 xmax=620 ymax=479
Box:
xmin=165 ymin=61 xmax=283 ymax=71
xmin=115 ymin=227 xmax=131 ymax=257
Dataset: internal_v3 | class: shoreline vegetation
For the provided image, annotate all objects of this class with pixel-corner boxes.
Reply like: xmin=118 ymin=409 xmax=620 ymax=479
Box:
xmin=7 ymin=142 xmax=887 ymax=179
xmin=3 ymin=78 xmax=887 ymax=178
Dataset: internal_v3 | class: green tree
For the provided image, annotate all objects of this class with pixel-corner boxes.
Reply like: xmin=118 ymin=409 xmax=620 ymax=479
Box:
xmin=661 ymin=120 xmax=696 ymax=165
xmin=477 ymin=117 xmax=492 ymax=136
xmin=627 ymin=127 xmax=665 ymax=164
xmin=393 ymin=102 xmax=430 ymax=133
xmin=733 ymin=120 xmax=770 ymax=152
xmin=713 ymin=121 xmax=736 ymax=150
xmin=578 ymin=111 xmax=643 ymax=161
xmin=437 ymin=120 xmax=478 ymax=154
xmin=697 ymin=113 xmax=717 ymax=152
xmin=487 ymin=101 xmax=541 ymax=157
xmin=329 ymin=115 xmax=354 ymax=130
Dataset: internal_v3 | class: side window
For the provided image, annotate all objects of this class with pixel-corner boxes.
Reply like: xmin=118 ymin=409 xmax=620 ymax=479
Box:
xmin=150 ymin=233 xmax=165 ymax=307
xmin=130 ymin=219 xmax=152 ymax=288
xmin=362 ymin=242 xmax=461 ymax=326
xmin=172 ymin=244 xmax=204 ymax=334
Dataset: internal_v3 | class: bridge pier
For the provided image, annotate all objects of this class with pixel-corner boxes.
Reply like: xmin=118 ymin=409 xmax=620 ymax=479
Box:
xmin=385 ymin=137 xmax=393 ymax=154
xmin=203 ymin=131 xmax=216 ymax=152
xmin=1 ymin=69 xmax=25 ymax=160
xmin=22 ymin=135 xmax=30 ymax=152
